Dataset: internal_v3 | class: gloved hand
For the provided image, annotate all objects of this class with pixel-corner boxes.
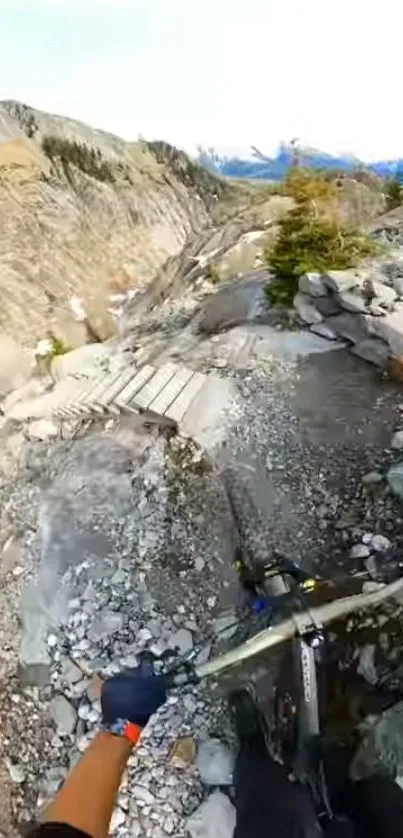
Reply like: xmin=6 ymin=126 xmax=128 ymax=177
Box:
xmin=101 ymin=665 xmax=167 ymax=729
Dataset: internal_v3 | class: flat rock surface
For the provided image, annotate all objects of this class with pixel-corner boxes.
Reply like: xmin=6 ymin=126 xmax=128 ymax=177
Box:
xmin=197 ymin=273 xmax=270 ymax=334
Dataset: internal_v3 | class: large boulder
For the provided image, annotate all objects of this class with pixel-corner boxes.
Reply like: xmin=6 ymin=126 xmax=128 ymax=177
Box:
xmin=198 ymin=273 xmax=270 ymax=334
xmin=326 ymin=313 xmax=370 ymax=344
xmin=370 ymin=307 xmax=403 ymax=358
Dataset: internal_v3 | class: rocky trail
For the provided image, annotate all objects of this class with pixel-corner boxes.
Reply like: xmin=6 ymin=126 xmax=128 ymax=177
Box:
xmin=4 ymin=260 xmax=403 ymax=836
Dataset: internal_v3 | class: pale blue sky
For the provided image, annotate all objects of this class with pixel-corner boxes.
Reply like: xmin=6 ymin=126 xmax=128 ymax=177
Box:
xmin=1 ymin=0 xmax=402 ymax=159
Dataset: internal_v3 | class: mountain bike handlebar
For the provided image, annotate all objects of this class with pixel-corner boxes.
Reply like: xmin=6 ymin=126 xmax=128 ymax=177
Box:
xmin=195 ymin=576 xmax=403 ymax=681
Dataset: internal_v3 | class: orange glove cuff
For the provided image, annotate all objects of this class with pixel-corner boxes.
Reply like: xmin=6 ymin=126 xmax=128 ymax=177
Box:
xmin=123 ymin=722 xmax=142 ymax=746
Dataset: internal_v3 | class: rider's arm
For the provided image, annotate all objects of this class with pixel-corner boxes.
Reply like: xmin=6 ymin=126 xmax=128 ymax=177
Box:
xmin=29 ymin=667 xmax=166 ymax=838
xmin=42 ymin=732 xmax=132 ymax=838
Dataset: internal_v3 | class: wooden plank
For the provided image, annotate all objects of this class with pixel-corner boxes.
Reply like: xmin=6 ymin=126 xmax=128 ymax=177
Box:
xmin=60 ymin=374 xmax=108 ymax=414
xmin=78 ymin=372 xmax=117 ymax=406
xmin=134 ymin=363 xmax=178 ymax=410
xmin=65 ymin=377 xmax=97 ymax=403
xmin=165 ymin=372 xmax=206 ymax=423
xmin=94 ymin=365 xmax=136 ymax=407
xmin=148 ymin=366 xmax=193 ymax=415
xmin=115 ymin=365 xmax=155 ymax=408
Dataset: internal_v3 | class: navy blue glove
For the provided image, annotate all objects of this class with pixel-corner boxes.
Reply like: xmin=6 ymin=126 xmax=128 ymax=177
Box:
xmin=101 ymin=666 xmax=167 ymax=729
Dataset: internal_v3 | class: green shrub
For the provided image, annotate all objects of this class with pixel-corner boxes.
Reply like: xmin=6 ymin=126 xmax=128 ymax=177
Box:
xmin=266 ymin=201 xmax=378 ymax=305
xmin=206 ymin=263 xmax=221 ymax=284
xmin=26 ymin=113 xmax=38 ymax=138
xmin=49 ymin=335 xmax=72 ymax=357
xmin=385 ymin=176 xmax=402 ymax=211
xmin=42 ymin=135 xmax=115 ymax=183
xmin=282 ymin=166 xmax=336 ymax=204
xmin=146 ymin=140 xmax=228 ymax=200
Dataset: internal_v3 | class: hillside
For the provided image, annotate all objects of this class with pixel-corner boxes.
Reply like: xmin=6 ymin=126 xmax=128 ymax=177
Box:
xmin=0 ymin=101 xmax=247 ymax=349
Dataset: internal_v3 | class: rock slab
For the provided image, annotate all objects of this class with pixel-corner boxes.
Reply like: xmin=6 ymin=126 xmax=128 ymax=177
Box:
xmin=186 ymin=791 xmax=236 ymax=838
xmin=50 ymin=695 xmax=77 ymax=735
xmin=196 ymin=739 xmax=234 ymax=786
xmin=293 ymin=293 xmax=323 ymax=325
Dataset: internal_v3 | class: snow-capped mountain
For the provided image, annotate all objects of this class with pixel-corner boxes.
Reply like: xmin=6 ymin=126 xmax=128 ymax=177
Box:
xmin=196 ymin=143 xmax=403 ymax=181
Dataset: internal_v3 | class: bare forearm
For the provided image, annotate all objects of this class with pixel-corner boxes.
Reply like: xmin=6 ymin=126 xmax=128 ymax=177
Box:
xmin=45 ymin=733 xmax=132 ymax=838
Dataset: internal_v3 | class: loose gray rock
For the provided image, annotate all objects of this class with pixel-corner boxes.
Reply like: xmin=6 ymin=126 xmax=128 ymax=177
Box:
xmin=370 ymin=307 xmax=403 ymax=358
xmin=7 ymin=763 xmax=26 ymax=784
xmin=131 ymin=785 xmax=156 ymax=805
xmin=61 ymin=660 xmax=85 ymax=685
xmin=350 ymin=543 xmax=370 ymax=559
xmin=110 ymin=808 xmax=126 ymax=832
xmin=391 ymin=431 xmax=403 ymax=450
xmin=324 ymin=270 xmax=360 ymax=293
xmin=88 ymin=611 xmax=124 ymax=642
xmin=387 ymin=462 xmax=403 ymax=499
xmin=50 ymin=695 xmax=77 ymax=735
xmin=362 ymin=471 xmax=384 ymax=486
xmin=370 ymin=534 xmax=391 ymax=552
xmin=372 ymin=281 xmax=397 ymax=308
xmin=298 ymin=272 xmax=327 ymax=297
xmin=186 ymin=791 xmax=236 ymax=838
xmin=168 ymin=628 xmax=193 ymax=655
xmin=293 ymin=293 xmax=323 ymax=325
xmin=111 ymin=569 xmax=127 ymax=586
xmin=196 ymin=738 xmax=234 ymax=786
xmin=138 ymin=627 xmax=153 ymax=643
xmin=337 ymin=291 xmax=367 ymax=314
xmin=28 ymin=419 xmax=59 ymax=441
xmin=369 ymin=303 xmax=387 ymax=317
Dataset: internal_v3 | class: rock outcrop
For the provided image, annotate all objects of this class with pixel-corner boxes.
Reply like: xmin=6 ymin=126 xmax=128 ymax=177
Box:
xmin=0 ymin=101 xmax=235 ymax=349
xmin=292 ymin=264 xmax=403 ymax=369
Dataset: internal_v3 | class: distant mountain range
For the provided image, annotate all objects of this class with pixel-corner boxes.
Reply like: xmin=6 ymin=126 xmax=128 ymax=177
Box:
xmin=196 ymin=143 xmax=403 ymax=181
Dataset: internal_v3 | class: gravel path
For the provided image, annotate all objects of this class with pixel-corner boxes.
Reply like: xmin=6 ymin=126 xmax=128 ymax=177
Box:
xmin=2 ymin=323 xmax=403 ymax=836
xmin=219 ymin=343 xmax=403 ymax=577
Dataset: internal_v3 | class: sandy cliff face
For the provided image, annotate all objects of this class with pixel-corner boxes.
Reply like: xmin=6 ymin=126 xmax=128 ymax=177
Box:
xmin=0 ymin=101 xmax=229 ymax=347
